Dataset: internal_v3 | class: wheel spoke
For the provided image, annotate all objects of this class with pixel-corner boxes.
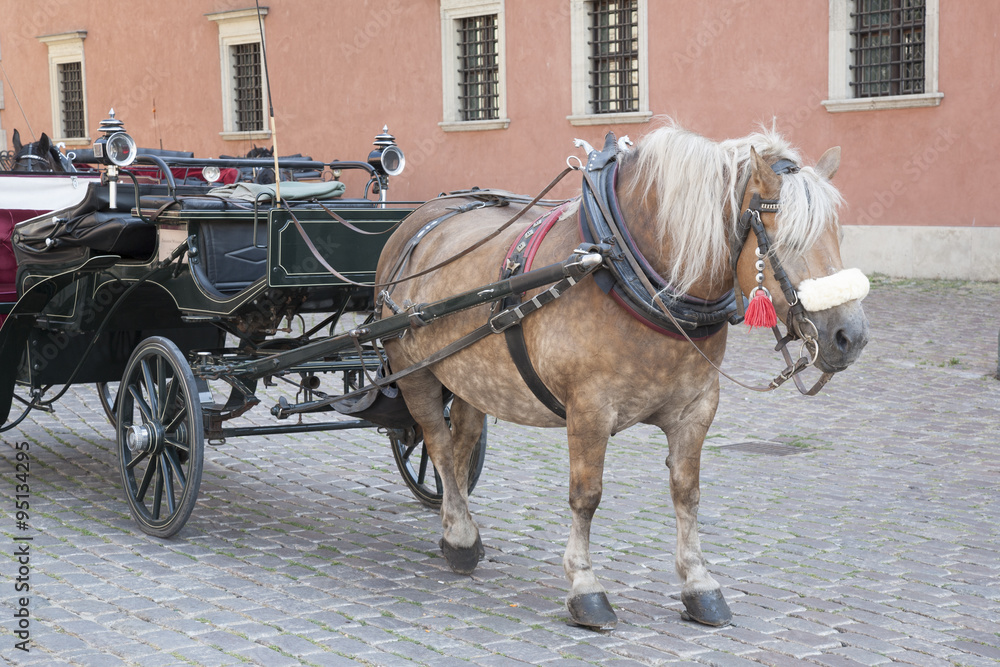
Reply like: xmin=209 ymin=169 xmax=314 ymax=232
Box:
xmin=128 ymin=384 xmax=153 ymax=423
xmin=151 ymin=459 xmax=164 ymax=520
xmin=164 ymin=447 xmax=187 ymax=488
xmin=161 ymin=453 xmax=177 ymax=516
xmin=136 ymin=453 xmax=156 ymax=502
xmin=140 ymin=358 xmax=158 ymax=418
xmin=125 ymin=448 xmax=149 ymax=471
xmin=160 ymin=374 xmax=179 ymax=424
xmin=416 ymin=444 xmax=430 ymax=485
xmin=164 ymin=437 xmax=190 ymax=454
xmin=164 ymin=404 xmax=188 ymax=434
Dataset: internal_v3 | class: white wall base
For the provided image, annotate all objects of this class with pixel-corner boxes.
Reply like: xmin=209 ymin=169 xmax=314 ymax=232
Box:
xmin=841 ymin=226 xmax=1000 ymax=282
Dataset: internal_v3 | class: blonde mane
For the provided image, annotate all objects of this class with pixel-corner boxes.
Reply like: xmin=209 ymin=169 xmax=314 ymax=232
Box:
xmin=625 ymin=119 xmax=844 ymax=295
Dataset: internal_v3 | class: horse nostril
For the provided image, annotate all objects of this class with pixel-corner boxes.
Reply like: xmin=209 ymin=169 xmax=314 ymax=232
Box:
xmin=835 ymin=329 xmax=851 ymax=353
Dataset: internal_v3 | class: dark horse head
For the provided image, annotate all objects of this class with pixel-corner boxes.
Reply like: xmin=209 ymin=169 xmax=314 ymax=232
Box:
xmin=11 ymin=129 xmax=74 ymax=172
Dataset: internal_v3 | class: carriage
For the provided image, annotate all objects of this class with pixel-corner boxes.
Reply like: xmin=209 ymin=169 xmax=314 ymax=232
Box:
xmin=2 ymin=112 xmax=870 ymax=629
xmin=0 ymin=114 xmax=514 ymax=533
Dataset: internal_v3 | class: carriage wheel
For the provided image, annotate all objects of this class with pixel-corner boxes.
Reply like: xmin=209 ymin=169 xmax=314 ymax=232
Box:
xmin=116 ymin=336 xmax=204 ymax=538
xmin=390 ymin=410 xmax=487 ymax=510
xmin=96 ymin=382 xmax=119 ymax=427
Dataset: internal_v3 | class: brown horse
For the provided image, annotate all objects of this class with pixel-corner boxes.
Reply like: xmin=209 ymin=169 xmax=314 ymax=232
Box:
xmin=374 ymin=121 xmax=869 ymax=628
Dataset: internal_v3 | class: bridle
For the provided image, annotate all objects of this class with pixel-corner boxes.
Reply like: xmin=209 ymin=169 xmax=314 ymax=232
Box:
xmin=729 ymin=159 xmax=833 ymax=395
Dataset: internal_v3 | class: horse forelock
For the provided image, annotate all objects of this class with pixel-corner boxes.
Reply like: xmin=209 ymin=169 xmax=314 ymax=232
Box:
xmin=624 ymin=119 xmax=843 ymax=295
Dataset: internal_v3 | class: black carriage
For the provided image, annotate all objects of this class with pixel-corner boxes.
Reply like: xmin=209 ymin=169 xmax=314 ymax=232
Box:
xmin=0 ymin=116 xmax=504 ymax=536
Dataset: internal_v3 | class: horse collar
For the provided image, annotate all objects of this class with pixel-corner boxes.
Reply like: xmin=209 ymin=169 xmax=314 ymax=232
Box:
xmin=578 ymin=134 xmax=737 ymax=340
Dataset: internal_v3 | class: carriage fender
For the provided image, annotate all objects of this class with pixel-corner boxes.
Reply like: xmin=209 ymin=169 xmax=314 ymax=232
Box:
xmin=0 ymin=255 xmax=120 ymax=425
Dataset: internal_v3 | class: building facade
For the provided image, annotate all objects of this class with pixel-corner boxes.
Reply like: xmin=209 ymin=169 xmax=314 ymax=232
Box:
xmin=1 ymin=1 xmax=997 ymax=279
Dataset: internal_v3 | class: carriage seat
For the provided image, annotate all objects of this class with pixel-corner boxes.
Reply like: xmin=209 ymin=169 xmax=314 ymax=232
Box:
xmin=11 ymin=182 xmax=156 ymax=267
xmin=187 ymin=181 xmax=354 ymax=298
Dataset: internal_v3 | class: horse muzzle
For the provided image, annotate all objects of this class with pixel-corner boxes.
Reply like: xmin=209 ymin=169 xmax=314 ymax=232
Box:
xmin=805 ymin=299 xmax=870 ymax=373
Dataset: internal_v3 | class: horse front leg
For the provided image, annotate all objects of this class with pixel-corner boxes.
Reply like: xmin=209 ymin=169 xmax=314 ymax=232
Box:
xmin=657 ymin=385 xmax=732 ymax=627
xmin=564 ymin=409 xmax=618 ymax=629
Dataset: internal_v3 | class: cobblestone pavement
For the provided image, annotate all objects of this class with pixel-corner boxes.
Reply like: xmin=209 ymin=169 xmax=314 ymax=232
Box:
xmin=2 ymin=276 xmax=999 ymax=666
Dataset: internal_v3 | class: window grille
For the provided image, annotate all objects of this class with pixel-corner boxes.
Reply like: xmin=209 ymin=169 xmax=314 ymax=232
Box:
xmin=457 ymin=15 xmax=499 ymax=121
xmin=58 ymin=61 xmax=85 ymax=138
xmin=232 ymin=42 xmax=264 ymax=132
xmin=589 ymin=0 xmax=639 ymax=114
xmin=850 ymin=0 xmax=925 ymax=97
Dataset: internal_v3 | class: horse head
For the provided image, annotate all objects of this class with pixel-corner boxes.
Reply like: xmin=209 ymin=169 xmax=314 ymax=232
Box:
xmin=736 ymin=146 xmax=869 ymax=373
xmin=11 ymin=130 xmax=66 ymax=172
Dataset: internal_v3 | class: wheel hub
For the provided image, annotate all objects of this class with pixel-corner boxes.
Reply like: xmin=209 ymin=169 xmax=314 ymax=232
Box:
xmin=126 ymin=422 xmax=165 ymax=455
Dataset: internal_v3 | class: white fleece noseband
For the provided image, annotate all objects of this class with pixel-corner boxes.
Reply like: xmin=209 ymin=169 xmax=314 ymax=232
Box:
xmin=796 ymin=268 xmax=870 ymax=312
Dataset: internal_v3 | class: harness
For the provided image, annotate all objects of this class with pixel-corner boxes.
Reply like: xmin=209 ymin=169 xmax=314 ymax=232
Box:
xmin=578 ymin=134 xmax=737 ymax=340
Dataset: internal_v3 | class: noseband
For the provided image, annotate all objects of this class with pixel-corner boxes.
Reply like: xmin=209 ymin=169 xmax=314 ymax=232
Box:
xmin=14 ymin=152 xmax=52 ymax=172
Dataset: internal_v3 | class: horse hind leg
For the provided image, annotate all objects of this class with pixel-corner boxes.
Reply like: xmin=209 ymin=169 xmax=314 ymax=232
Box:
xmin=398 ymin=372 xmax=484 ymax=574
xmin=437 ymin=396 xmax=486 ymax=572
xmin=563 ymin=411 xmax=618 ymax=629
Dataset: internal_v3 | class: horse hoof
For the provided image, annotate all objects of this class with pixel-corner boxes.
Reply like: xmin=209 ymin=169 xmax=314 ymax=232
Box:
xmin=680 ymin=588 xmax=732 ymax=627
xmin=439 ymin=535 xmax=484 ymax=575
xmin=567 ymin=592 xmax=618 ymax=629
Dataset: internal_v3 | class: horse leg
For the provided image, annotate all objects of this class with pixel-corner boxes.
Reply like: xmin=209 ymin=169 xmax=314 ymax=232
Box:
xmin=398 ymin=371 xmax=484 ymax=574
xmin=437 ymin=396 xmax=487 ymax=571
xmin=657 ymin=388 xmax=732 ymax=627
xmin=564 ymin=412 xmax=618 ymax=629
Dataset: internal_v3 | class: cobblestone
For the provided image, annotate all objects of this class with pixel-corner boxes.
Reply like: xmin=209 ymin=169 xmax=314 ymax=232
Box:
xmin=2 ymin=277 xmax=1000 ymax=665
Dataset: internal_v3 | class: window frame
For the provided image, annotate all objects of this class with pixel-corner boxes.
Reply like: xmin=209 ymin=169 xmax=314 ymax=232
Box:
xmin=37 ymin=31 xmax=90 ymax=145
xmin=568 ymin=0 xmax=650 ymax=126
xmin=440 ymin=0 xmax=510 ymax=132
xmin=207 ymin=7 xmax=271 ymax=141
xmin=824 ymin=0 xmax=942 ymax=113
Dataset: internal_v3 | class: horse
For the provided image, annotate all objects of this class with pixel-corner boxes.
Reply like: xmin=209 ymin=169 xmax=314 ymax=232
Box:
xmin=373 ymin=120 xmax=870 ymax=629
xmin=10 ymin=129 xmax=74 ymax=172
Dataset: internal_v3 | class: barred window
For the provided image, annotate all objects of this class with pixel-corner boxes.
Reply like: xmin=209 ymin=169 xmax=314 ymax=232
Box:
xmin=58 ymin=61 xmax=86 ymax=138
xmin=457 ymin=15 xmax=499 ymax=122
xmin=231 ymin=42 xmax=264 ymax=132
xmin=589 ymin=0 xmax=639 ymax=114
xmin=850 ymin=0 xmax=925 ymax=98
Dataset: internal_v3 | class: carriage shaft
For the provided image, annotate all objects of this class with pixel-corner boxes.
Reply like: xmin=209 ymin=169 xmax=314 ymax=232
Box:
xmin=226 ymin=247 xmax=605 ymax=381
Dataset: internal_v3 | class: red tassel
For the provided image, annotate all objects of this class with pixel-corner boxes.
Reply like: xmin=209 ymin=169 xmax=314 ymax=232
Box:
xmin=745 ymin=290 xmax=777 ymax=329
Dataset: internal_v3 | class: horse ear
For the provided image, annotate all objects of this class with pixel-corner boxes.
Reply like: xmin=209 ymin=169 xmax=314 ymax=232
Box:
xmin=815 ymin=146 xmax=841 ymax=181
xmin=749 ymin=146 xmax=780 ymax=195
xmin=12 ymin=129 xmax=22 ymax=152
xmin=38 ymin=133 xmax=51 ymax=153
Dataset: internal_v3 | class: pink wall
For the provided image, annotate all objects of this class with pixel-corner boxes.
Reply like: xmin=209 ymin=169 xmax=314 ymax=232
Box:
xmin=2 ymin=1 xmax=996 ymax=227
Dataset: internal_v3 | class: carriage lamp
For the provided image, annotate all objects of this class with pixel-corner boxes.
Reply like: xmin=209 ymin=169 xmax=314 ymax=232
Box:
xmin=367 ymin=126 xmax=405 ymax=206
xmin=368 ymin=126 xmax=406 ymax=177
xmin=201 ymin=166 xmax=222 ymax=183
xmin=92 ymin=109 xmax=138 ymax=209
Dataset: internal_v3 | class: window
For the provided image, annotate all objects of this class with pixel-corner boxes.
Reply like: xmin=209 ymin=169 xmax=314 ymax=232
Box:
xmin=457 ymin=15 xmax=500 ymax=121
xmin=58 ymin=62 xmax=86 ymax=138
xmin=589 ymin=1 xmax=639 ymax=114
xmin=851 ymin=0 xmax=925 ymax=98
xmin=824 ymin=0 xmax=941 ymax=112
xmin=207 ymin=8 xmax=270 ymax=140
xmin=231 ymin=42 xmax=264 ymax=132
xmin=569 ymin=0 xmax=650 ymax=126
xmin=37 ymin=31 xmax=89 ymax=144
xmin=440 ymin=0 xmax=509 ymax=132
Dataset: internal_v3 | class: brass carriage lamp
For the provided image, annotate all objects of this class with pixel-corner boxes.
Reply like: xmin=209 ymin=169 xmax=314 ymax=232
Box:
xmin=367 ymin=126 xmax=405 ymax=204
xmin=92 ymin=109 xmax=137 ymax=209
